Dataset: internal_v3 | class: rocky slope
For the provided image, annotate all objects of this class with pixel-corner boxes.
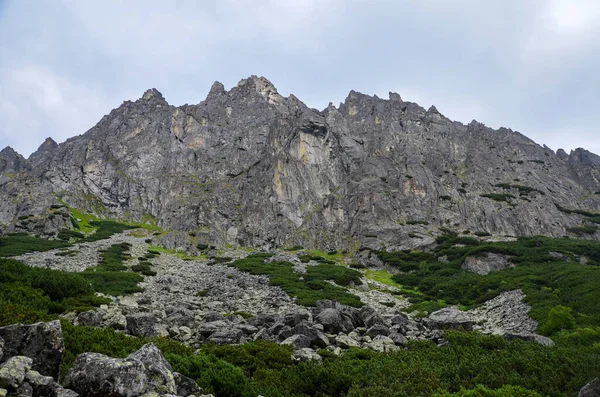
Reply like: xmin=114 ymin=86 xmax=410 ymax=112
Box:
xmin=2 ymin=76 xmax=600 ymax=249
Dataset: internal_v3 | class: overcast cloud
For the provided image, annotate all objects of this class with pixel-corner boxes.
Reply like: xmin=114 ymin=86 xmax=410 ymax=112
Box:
xmin=1 ymin=0 xmax=599 ymax=157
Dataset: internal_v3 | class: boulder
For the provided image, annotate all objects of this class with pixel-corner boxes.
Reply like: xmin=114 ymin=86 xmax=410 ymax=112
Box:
xmin=0 ymin=356 xmax=32 ymax=389
xmin=365 ymin=324 xmax=389 ymax=339
xmin=128 ymin=343 xmax=176 ymax=394
xmin=0 ymin=321 xmax=64 ymax=379
xmin=579 ymin=377 xmax=600 ymax=397
xmin=283 ymin=325 xmax=329 ymax=348
xmin=64 ymin=353 xmax=148 ymax=397
xmin=365 ymin=335 xmax=400 ymax=353
xmin=388 ymin=332 xmax=408 ymax=346
xmin=281 ymin=335 xmax=312 ymax=350
xmin=462 ymin=253 xmax=513 ymax=275
xmin=335 ymin=334 xmax=360 ymax=349
xmin=292 ymin=348 xmax=322 ymax=362
xmin=126 ymin=313 xmax=167 ymax=338
xmin=207 ymin=329 xmax=243 ymax=345
xmin=0 ymin=337 xmax=3 ymax=361
xmin=504 ymin=333 xmax=555 ymax=347
xmin=173 ymin=372 xmax=202 ymax=397
xmin=25 ymin=369 xmax=60 ymax=397
xmin=15 ymin=382 xmax=33 ymax=397
xmin=314 ymin=308 xmax=355 ymax=334
xmin=283 ymin=309 xmax=311 ymax=327
xmin=423 ymin=306 xmax=474 ymax=331
xmin=74 ymin=311 xmax=102 ymax=327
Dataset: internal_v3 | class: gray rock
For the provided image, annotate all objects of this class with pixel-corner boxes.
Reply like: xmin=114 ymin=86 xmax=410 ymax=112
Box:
xmin=283 ymin=309 xmax=311 ymax=327
xmin=463 ymin=253 xmax=514 ymax=275
xmin=25 ymin=369 xmax=59 ymax=397
xmin=126 ymin=313 xmax=164 ymax=338
xmin=504 ymin=333 xmax=555 ymax=347
xmin=314 ymin=308 xmax=355 ymax=334
xmin=365 ymin=335 xmax=400 ymax=353
xmin=579 ymin=377 xmax=600 ymax=397
xmin=173 ymin=372 xmax=202 ymax=397
xmin=55 ymin=389 xmax=80 ymax=397
xmin=74 ymin=310 xmax=102 ymax=327
xmin=388 ymin=332 xmax=408 ymax=346
xmin=292 ymin=348 xmax=322 ymax=362
xmin=335 ymin=334 xmax=360 ymax=349
xmin=0 ymin=337 xmax=3 ymax=362
xmin=15 ymin=382 xmax=33 ymax=397
xmin=365 ymin=324 xmax=390 ymax=339
xmin=424 ymin=306 xmax=474 ymax=331
xmin=0 ymin=321 xmax=64 ymax=379
xmin=64 ymin=353 xmax=148 ymax=397
xmin=207 ymin=329 xmax=243 ymax=345
xmin=0 ymin=356 xmax=32 ymax=389
xmin=127 ymin=343 xmax=176 ymax=395
xmin=281 ymin=335 xmax=312 ymax=350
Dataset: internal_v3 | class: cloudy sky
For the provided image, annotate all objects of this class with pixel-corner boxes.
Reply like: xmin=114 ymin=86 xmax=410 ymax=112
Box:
xmin=1 ymin=0 xmax=599 ymax=157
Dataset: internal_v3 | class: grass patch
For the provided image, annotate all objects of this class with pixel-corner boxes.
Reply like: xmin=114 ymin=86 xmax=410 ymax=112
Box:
xmin=227 ymin=255 xmax=363 ymax=307
xmin=0 ymin=235 xmax=70 ymax=257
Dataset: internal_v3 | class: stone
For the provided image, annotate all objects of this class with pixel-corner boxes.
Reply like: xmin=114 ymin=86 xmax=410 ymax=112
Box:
xmin=0 ymin=337 xmax=3 ymax=361
xmin=55 ymin=388 xmax=80 ymax=397
xmin=292 ymin=348 xmax=322 ymax=362
xmin=388 ymin=332 xmax=408 ymax=346
xmin=335 ymin=334 xmax=360 ymax=349
xmin=0 ymin=321 xmax=64 ymax=379
xmin=504 ymin=333 xmax=555 ymax=347
xmin=15 ymin=382 xmax=33 ymax=397
xmin=126 ymin=313 xmax=163 ymax=338
xmin=365 ymin=324 xmax=389 ymax=339
xmin=366 ymin=335 xmax=400 ymax=353
xmin=463 ymin=253 xmax=514 ymax=275
xmin=281 ymin=335 xmax=311 ymax=350
xmin=174 ymin=372 xmax=202 ymax=397
xmin=207 ymin=329 xmax=243 ymax=345
xmin=283 ymin=309 xmax=311 ymax=327
xmin=128 ymin=343 xmax=176 ymax=395
xmin=0 ymin=356 xmax=32 ymax=389
xmin=579 ymin=377 xmax=600 ymax=397
xmin=25 ymin=369 xmax=60 ymax=397
xmin=74 ymin=311 xmax=101 ymax=327
xmin=315 ymin=308 xmax=346 ymax=334
xmin=64 ymin=353 xmax=148 ymax=397
xmin=424 ymin=306 xmax=474 ymax=331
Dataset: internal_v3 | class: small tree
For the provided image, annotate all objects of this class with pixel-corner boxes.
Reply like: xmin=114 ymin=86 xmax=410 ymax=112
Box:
xmin=540 ymin=305 xmax=576 ymax=335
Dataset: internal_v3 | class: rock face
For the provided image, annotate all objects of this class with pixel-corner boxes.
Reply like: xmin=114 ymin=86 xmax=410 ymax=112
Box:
xmin=0 ymin=321 xmax=64 ymax=379
xmin=2 ymin=75 xmax=600 ymax=248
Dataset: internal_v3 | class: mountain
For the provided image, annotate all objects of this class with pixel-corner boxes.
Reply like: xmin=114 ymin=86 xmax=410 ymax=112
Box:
xmin=1 ymin=75 xmax=600 ymax=249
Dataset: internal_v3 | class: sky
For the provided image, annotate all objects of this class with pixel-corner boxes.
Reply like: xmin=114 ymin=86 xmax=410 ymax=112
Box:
xmin=0 ymin=0 xmax=599 ymax=157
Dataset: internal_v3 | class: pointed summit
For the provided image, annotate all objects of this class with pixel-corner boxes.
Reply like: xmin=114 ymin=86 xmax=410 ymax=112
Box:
xmin=233 ymin=75 xmax=284 ymax=106
xmin=0 ymin=146 xmax=30 ymax=173
xmin=29 ymin=137 xmax=59 ymax=166
xmin=140 ymin=88 xmax=168 ymax=105
xmin=206 ymin=81 xmax=226 ymax=100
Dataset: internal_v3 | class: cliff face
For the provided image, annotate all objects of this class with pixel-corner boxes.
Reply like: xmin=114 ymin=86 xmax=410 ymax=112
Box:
xmin=2 ymin=76 xmax=600 ymax=249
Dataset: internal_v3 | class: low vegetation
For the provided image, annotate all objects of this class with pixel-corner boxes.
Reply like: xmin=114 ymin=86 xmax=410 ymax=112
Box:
xmin=377 ymin=234 xmax=600 ymax=337
xmin=227 ymin=254 xmax=363 ymax=307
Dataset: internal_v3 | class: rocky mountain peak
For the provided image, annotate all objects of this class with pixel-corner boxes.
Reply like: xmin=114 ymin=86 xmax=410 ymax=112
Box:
xmin=0 ymin=146 xmax=30 ymax=173
xmin=140 ymin=88 xmax=168 ymax=104
xmin=206 ymin=81 xmax=226 ymax=100
xmin=28 ymin=137 xmax=58 ymax=166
